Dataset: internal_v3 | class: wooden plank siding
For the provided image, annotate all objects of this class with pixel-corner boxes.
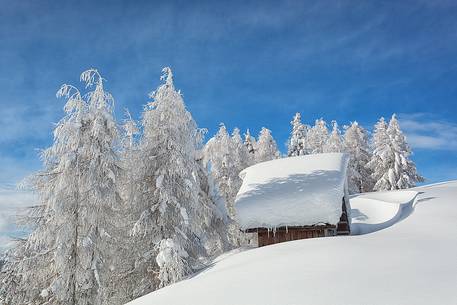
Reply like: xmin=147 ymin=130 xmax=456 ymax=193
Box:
xmin=246 ymin=198 xmax=351 ymax=247
xmin=255 ymin=225 xmax=335 ymax=247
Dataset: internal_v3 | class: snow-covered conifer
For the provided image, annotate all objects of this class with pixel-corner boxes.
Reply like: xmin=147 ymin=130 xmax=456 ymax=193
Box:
xmin=125 ymin=68 xmax=229 ymax=294
xmin=122 ymin=109 xmax=139 ymax=149
xmin=306 ymin=118 xmax=329 ymax=154
xmin=242 ymin=129 xmax=257 ymax=167
xmin=344 ymin=122 xmax=374 ymax=193
xmin=255 ymin=127 xmax=280 ymax=163
xmin=202 ymin=125 xmax=250 ymax=219
xmin=366 ymin=117 xmax=390 ymax=191
xmin=203 ymin=126 xmax=250 ymax=246
xmin=155 ymin=239 xmax=190 ymax=288
xmin=386 ymin=114 xmax=424 ymax=189
xmin=367 ymin=115 xmax=423 ymax=191
xmin=0 ymin=69 xmax=121 ymax=305
xmin=323 ymin=121 xmax=343 ymax=153
xmin=231 ymin=128 xmax=251 ymax=178
xmin=203 ymin=124 xmax=233 ymax=216
xmin=244 ymin=129 xmax=256 ymax=155
xmin=287 ymin=113 xmax=308 ymax=156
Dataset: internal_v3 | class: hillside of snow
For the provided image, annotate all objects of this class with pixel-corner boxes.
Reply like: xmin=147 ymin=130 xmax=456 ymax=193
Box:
xmin=128 ymin=181 xmax=457 ymax=305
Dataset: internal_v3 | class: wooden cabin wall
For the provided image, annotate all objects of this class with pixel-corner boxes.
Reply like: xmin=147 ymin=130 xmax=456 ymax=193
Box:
xmin=251 ymin=197 xmax=351 ymax=247
xmin=256 ymin=226 xmax=334 ymax=247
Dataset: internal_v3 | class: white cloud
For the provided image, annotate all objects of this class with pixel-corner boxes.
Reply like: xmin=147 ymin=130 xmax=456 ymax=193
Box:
xmin=0 ymin=184 xmax=36 ymax=251
xmin=399 ymin=113 xmax=457 ymax=150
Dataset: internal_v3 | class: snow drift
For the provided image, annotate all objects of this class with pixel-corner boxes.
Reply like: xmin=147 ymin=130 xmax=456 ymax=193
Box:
xmin=127 ymin=181 xmax=457 ymax=305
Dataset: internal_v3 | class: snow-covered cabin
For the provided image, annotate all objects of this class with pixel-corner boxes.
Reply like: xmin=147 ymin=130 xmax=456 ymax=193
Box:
xmin=235 ymin=153 xmax=351 ymax=247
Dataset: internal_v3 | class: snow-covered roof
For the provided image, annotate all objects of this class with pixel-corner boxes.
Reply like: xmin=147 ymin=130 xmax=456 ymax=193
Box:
xmin=235 ymin=153 xmax=349 ymax=229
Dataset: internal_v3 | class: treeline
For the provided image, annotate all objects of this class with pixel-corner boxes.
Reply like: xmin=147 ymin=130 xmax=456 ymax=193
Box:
xmin=204 ymin=113 xmax=423 ymax=218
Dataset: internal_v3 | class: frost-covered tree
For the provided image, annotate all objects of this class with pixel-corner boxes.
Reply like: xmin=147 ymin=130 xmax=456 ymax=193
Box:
xmin=231 ymin=128 xmax=252 ymax=171
xmin=203 ymin=125 xmax=249 ymax=219
xmin=255 ymin=127 xmax=279 ymax=163
xmin=244 ymin=129 xmax=256 ymax=160
xmin=344 ymin=122 xmax=374 ymax=193
xmin=323 ymin=121 xmax=343 ymax=153
xmin=386 ymin=114 xmax=424 ymax=189
xmin=155 ymin=239 xmax=190 ymax=288
xmin=121 ymin=109 xmax=139 ymax=150
xmin=367 ymin=115 xmax=423 ymax=191
xmin=366 ymin=117 xmax=391 ymax=191
xmin=306 ymin=118 xmax=329 ymax=154
xmin=0 ymin=69 xmax=121 ymax=305
xmin=203 ymin=126 xmax=249 ymax=246
xmin=287 ymin=113 xmax=308 ymax=156
xmin=203 ymin=124 xmax=233 ymax=216
xmin=125 ymin=68 xmax=229 ymax=293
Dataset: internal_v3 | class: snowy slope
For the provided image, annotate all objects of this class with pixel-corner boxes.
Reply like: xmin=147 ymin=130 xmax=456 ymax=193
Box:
xmin=128 ymin=181 xmax=457 ymax=305
xmin=235 ymin=153 xmax=349 ymax=229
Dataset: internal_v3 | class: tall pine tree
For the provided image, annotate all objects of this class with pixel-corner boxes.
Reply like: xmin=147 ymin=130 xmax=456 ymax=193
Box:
xmin=255 ymin=127 xmax=279 ymax=163
xmin=243 ymin=129 xmax=256 ymax=163
xmin=203 ymin=124 xmax=233 ymax=217
xmin=126 ymin=68 xmax=229 ymax=292
xmin=288 ymin=112 xmax=308 ymax=156
xmin=203 ymin=126 xmax=250 ymax=246
xmin=344 ymin=121 xmax=374 ymax=193
xmin=306 ymin=118 xmax=329 ymax=154
xmin=0 ymin=69 xmax=121 ymax=305
xmin=323 ymin=120 xmax=343 ymax=153
xmin=367 ymin=115 xmax=423 ymax=191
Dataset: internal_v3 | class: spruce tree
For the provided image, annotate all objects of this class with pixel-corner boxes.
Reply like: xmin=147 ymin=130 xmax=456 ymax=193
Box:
xmin=127 ymin=68 xmax=229 ymax=292
xmin=255 ymin=127 xmax=279 ymax=163
xmin=231 ymin=128 xmax=251 ymax=171
xmin=366 ymin=117 xmax=391 ymax=191
xmin=203 ymin=126 xmax=250 ymax=246
xmin=306 ymin=118 xmax=329 ymax=154
xmin=121 ymin=109 xmax=139 ymax=150
xmin=288 ymin=112 xmax=308 ymax=156
xmin=203 ymin=124 xmax=233 ymax=217
xmin=0 ymin=69 xmax=121 ymax=305
xmin=203 ymin=125 xmax=251 ymax=218
xmin=386 ymin=114 xmax=424 ymax=189
xmin=244 ymin=129 xmax=256 ymax=156
xmin=344 ymin=121 xmax=374 ymax=193
xmin=367 ymin=115 xmax=423 ymax=191
xmin=323 ymin=120 xmax=343 ymax=153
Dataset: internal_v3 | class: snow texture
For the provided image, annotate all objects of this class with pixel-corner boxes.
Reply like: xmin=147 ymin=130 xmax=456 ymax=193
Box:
xmin=235 ymin=153 xmax=349 ymax=229
xmin=126 ymin=181 xmax=457 ymax=305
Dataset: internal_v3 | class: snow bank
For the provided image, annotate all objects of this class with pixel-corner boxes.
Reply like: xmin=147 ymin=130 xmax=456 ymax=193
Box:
xmin=235 ymin=153 xmax=349 ymax=229
xmin=127 ymin=181 xmax=457 ymax=305
xmin=350 ymin=190 xmax=418 ymax=235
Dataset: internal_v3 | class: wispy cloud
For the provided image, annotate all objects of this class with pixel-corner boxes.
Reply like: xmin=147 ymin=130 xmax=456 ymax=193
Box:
xmin=0 ymin=104 xmax=56 ymax=145
xmin=0 ymin=184 xmax=36 ymax=251
xmin=399 ymin=113 xmax=457 ymax=151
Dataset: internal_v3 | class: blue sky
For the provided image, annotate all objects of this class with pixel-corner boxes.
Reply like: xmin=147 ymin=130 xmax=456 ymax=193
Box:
xmin=1 ymin=0 xmax=457 ymax=186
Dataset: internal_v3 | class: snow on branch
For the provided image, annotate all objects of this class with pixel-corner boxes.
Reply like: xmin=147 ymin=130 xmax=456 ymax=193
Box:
xmin=80 ymin=68 xmax=104 ymax=88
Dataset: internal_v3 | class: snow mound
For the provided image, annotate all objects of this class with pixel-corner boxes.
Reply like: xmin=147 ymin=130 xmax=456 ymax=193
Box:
xmin=127 ymin=181 xmax=457 ymax=305
xmin=235 ymin=153 xmax=349 ymax=229
xmin=350 ymin=190 xmax=418 ymax=235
